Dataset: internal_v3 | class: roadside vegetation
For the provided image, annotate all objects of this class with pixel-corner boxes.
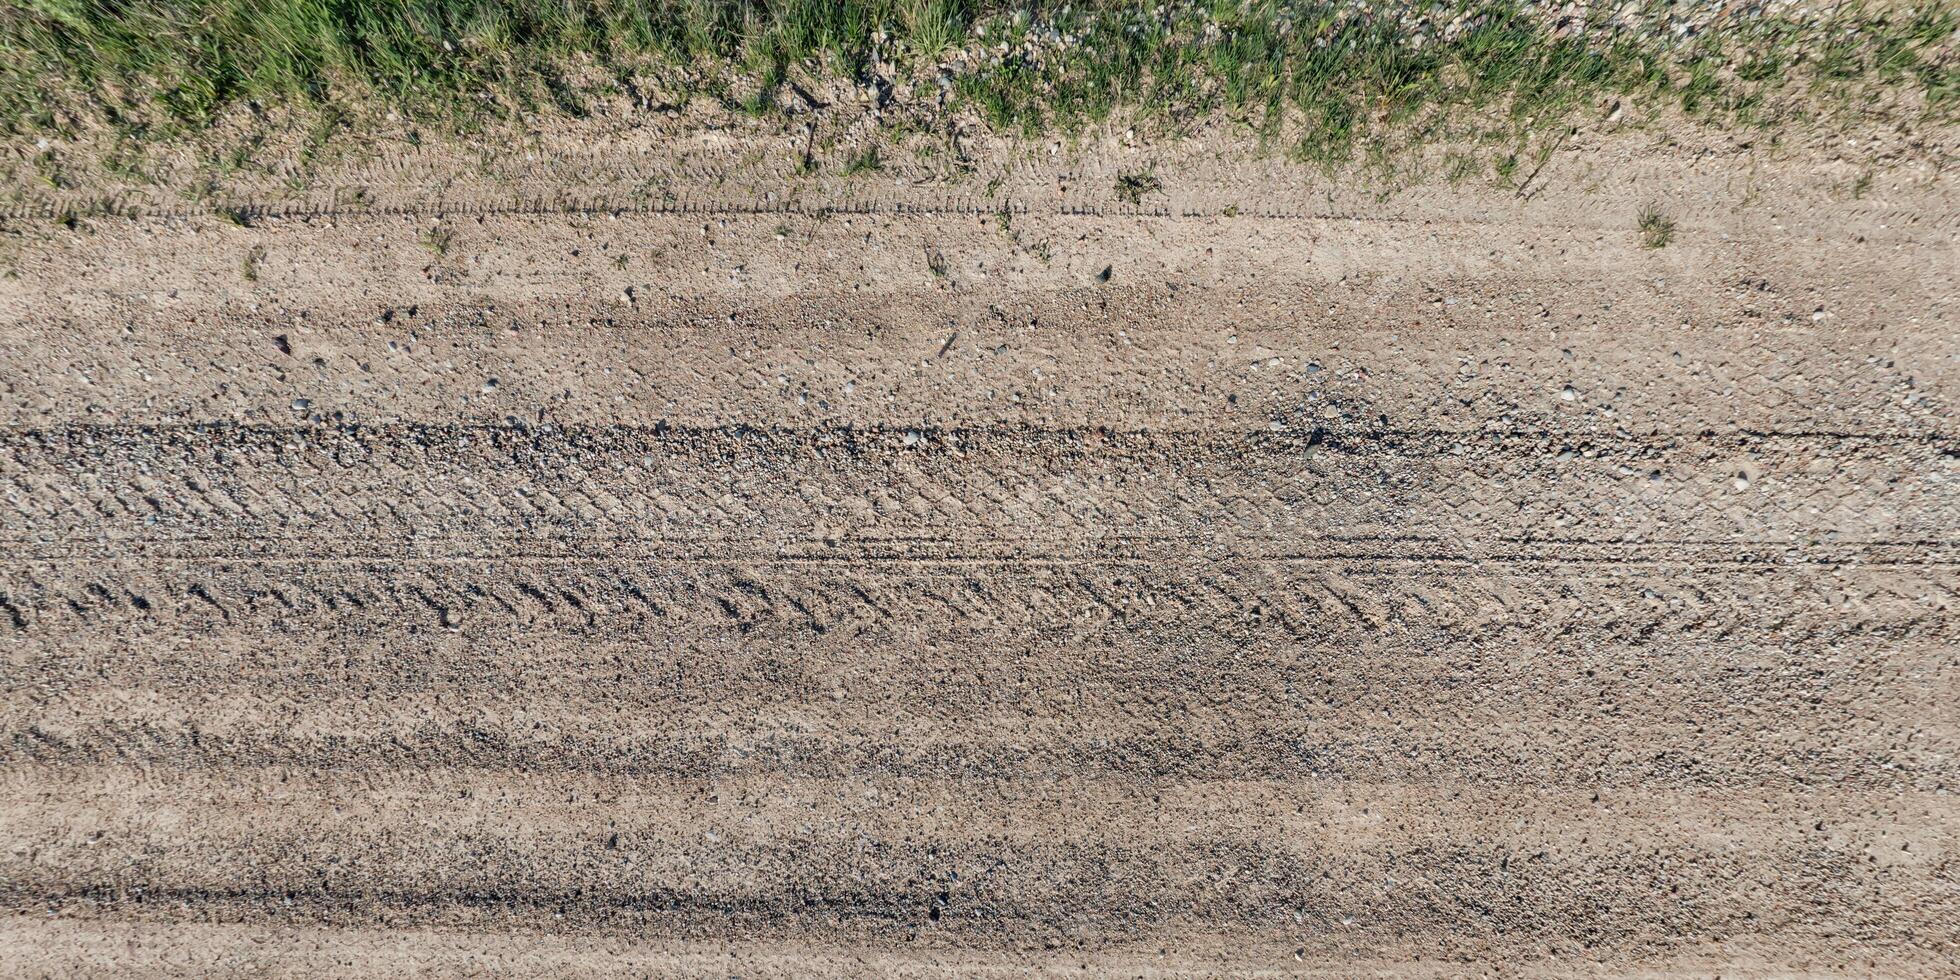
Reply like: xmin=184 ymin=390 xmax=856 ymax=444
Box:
xmin=1636 ymin=203 xmax=1674 ymax=248
xmin=1 ymin=1 xmax=1953 ymax=173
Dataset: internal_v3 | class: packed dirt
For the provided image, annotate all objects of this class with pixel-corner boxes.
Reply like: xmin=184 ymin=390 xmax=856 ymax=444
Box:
xmin=1 ymin=118 xmax=1956 ymax=977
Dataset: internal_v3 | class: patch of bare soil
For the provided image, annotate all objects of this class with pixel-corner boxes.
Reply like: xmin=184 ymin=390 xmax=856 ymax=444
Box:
xmin=1 ymin=121 xmax=1955 ymax=976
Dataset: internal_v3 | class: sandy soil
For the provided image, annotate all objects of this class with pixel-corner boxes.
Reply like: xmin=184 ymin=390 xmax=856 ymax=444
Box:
xmin=0 ymin=120 xmax=1955 ymax=976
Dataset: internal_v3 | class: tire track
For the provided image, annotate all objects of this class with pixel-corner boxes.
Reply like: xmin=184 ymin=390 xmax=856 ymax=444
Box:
xmin=3 ymin=141 xmax=1956 ymax=974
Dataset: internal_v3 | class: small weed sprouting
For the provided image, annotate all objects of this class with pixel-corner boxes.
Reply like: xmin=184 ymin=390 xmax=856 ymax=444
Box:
xmin=422 ymin=225 xmax=455 ymax=258
xmin=1445 ymin=152 xmax=1483 ymax=185
xmin=1114 ymin=171 xmax=1163 ymax=205
xmin=242 ymin=244 xmax=266 ymax=282
xmin=923 ymin=244 xmax=949 ymax=280
xmin=1492 ymin=153 xmax=1520 ymax=186
xmin=33 ymin=150 xmax=66 ymax=190
xmin=843 ymin=146 xmax=883 ymax=176
xmin=1637 ymin=205 xmax=1676 ymax=249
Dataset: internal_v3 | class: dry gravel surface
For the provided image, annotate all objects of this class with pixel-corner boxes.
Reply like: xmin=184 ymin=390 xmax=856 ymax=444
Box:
xmin=1 ymin=134 xmax=1956 ymax=977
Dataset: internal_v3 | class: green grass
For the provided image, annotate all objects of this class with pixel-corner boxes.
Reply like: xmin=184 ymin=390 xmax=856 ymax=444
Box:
xmin=0 ymin=1 xmax=1953 ymax=167
xmin=1636 ymin=204 xmax=1674 ymax=249
xmin=842 ymin=145 xmax=882 ymax=175
xmin=1113 ymin=170 xmax=1162 ymax=205
xmin=420 ymin=223 xmax=454 ymax=256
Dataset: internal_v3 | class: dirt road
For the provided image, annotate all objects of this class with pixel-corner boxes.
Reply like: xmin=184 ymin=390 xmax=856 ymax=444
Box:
xmin=1 ymin=132 xmax=1955 ymax=976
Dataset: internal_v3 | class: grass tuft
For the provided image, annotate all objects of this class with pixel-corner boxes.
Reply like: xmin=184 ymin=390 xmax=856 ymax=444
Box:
xmin=843 ymin=145 xmax=883 ymax=175
xmin=421 ymin=224 xmax=454 ymax=256
xmin=1636 ymin=204 xmax=1674 ymax=249
xmin=1113 ymin=170 xmax=1162 ymax=205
